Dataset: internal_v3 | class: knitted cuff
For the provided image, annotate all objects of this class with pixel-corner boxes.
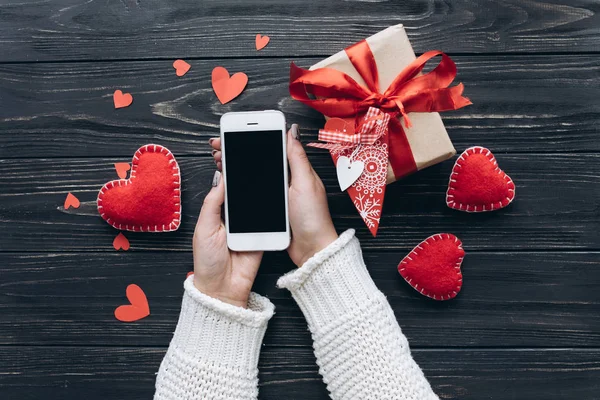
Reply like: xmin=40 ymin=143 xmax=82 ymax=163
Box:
xmin=277 ymin=229 xmax=381 ymax=330
xmin=170 ymin=276 xmax=275 ymax=371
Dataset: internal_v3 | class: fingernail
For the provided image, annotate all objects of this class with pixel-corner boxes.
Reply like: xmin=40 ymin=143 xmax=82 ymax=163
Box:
xmin=291 ymin=124 xmax=300 ymax=140
xmin=211 ymin=149 xmax=217 ymax=156
xmin=212 ymin=170 xmax=221 ymax=187
xmin=208 ymin=138 xmax=216 ymax=145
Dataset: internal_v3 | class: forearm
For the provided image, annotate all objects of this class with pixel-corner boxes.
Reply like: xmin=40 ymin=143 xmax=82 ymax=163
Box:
xmin=154 ymin=277 xmax=274 ymax=400
xmin=278 ymin=230 xmax=438 ymax=400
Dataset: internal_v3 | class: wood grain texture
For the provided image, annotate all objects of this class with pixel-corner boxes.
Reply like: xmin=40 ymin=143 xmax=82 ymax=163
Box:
xmin=1 ymin=346 xmax=598 ymax=400
xmin=1 ymin=154 xmax=599 ymax=252
xmin=1 ymin=0 xmax=599 ymax=398
xmin=1 ymin=251 xmax=598 ymax=348
xmin=0 ymin=0 xmax=599 ymax=62
xmin=1 ymin=55 xmax=599 ymax=158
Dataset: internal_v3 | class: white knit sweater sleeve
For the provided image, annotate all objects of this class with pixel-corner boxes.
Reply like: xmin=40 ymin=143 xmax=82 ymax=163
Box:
xmin=154 ymin=276 xmax=274 ymax=400
xmin=277 ymin=229 xmax=439 ymax=400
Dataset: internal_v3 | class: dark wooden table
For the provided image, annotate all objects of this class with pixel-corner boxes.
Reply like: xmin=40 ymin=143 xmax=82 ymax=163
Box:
xmin=1 ymin=1 xmax=599 ymax=399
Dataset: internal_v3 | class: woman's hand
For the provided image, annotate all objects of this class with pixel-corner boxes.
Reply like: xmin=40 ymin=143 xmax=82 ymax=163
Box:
xmin=209 ymin=124 xmax=338 ymax=268
xmin=192 ymin=170 xmax=262 ymax=308
xmin=285 ymin=124 xmax=338 ymax=266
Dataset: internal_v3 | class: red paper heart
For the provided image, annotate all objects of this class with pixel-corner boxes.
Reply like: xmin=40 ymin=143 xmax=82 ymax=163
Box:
xmin=211 ymin=66 xmax=248 ymax=104
xmin=323 ymin=117 xmax=355 ymax=135
xmin=64 ymin=192 xmax=80 ymax=209
xmin=114 ymin=162 xmax=130 ymax=179
xmin=398 ymin=233 xmax=465 ymax=301
xmin=446 ymin=146 xmax=515 ymax=212
xmin=97 ymin=144 xmax=181 ymax=232
xmin=114 ymin=284 xmax=150 ymax=322
xmin=255 ymin=34 xmax=270 ymax=50
xmin=173 ymin=59 xmax=191 ymax=77
xmin=113 ymin=90 xmax=133 ymax=109
xmin=113 ymin=232 xmax=130 ymax=251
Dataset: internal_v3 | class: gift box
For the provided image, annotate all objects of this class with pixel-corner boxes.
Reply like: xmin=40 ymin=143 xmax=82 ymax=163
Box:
xmin=289 ymin=24 xmax=471 ymax=236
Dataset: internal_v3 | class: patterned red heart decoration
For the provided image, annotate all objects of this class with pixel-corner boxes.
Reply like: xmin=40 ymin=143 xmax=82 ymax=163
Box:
xmin=446 ymin=146 xmax=515 ymax=212
xmin=398 ymin=233 xmax=465 ymax=301
xmin=97 ymin=144 xmax=181 ymax=232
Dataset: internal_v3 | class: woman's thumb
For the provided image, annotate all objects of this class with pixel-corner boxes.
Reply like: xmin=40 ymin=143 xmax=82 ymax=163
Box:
xmin=197 ymin=170 xmax=225 ymax=229
xmin=287 ymin=124 xmax=313 ymax=181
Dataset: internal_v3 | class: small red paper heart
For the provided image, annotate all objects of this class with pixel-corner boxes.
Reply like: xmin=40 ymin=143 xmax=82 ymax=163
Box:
xmin=173 ymin=59 xmax=191 ymax=77
xmin=447 ymin=146 xmax=515 ymax=212
xmin=113 ymin=232 xmax=130 ymax=251
xmin=398 ymin=233 xmax=465 ymax=301
xmin=114 ymin=162 xmax=130 ymax=179
xmin=255 ymin=34 xmax=270 ymax=50
xmin=97 ymin=144 xmax=181 ymax=232
xmin=114 ymin=284 xmax=150 ymax=322
xmin=211 ymin=66 xmax=248 ymax=104
xmin=324 ymin=118 xmax=355 ymax=135
xmin=64 ymin=192 xmax=80 ymax=209
xmin=113 ymin=90 xmax=133 ymax=109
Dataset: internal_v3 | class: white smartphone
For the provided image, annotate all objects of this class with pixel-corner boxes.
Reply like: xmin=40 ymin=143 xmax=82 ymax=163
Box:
xmin=219 ymin=110 xmax=290 ymax=251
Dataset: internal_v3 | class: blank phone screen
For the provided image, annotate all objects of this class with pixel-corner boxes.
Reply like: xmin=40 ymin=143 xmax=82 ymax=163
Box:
xmin=224 ymin=130 xmax=286 ymax=233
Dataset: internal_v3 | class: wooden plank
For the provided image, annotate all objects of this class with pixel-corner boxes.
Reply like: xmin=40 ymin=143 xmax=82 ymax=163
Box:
xmin=0 ymin=346 xmax=598 ymax=399
xmin=0 ymin=251 xmax=598 ymax=348
xmin=1 ymin=55 xmax=599 ymax=158
xmin=0 ymin=154 xmax=599 ymax=252
xmin=0 ymin=0 xmax=598 ymax=62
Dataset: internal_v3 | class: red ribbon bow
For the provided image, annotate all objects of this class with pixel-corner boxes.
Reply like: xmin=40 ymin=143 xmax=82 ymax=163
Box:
xmin=309 ymin=107 xmax=390 ymax=150
xmin=289 ymin=40 xmax=472 ymax=180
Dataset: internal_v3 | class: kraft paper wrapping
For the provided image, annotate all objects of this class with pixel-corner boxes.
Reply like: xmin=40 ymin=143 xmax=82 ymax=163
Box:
xmin=310 ymin=24 xmax=456 ymax=183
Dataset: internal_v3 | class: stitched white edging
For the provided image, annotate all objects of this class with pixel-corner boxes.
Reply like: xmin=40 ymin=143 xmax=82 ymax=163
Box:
xmin=97 ymin=144 xmax=182 ymax=232
xmin=446 ymin=146 xmax=516 ymax=213
xmin=397 ymin=233 xmax=464 ymax=301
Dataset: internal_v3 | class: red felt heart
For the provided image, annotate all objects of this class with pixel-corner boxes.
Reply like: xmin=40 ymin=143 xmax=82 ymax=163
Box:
xmin=398 ymin=233 xmax=465 ymax=301
xmin=446 ymin=146 xmax=515 ymax=212
xmin=97 ymin=144 xmax=181 ymax=232
xmin=324 ymin=117 xmax=355 ymax=135
xmin=114 ymin=284 xmax=150 ymax=322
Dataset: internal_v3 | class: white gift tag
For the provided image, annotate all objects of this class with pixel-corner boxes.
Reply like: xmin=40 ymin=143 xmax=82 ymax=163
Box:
xmin=336 ymin=156 xmax=364 ymax=191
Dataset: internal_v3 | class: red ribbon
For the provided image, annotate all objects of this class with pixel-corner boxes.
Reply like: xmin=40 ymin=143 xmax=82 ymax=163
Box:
xmin=289 ymin=40 xmax=472 ymax=179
